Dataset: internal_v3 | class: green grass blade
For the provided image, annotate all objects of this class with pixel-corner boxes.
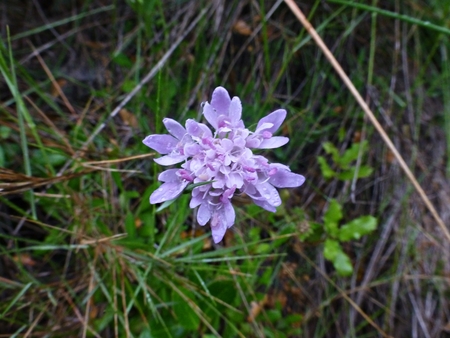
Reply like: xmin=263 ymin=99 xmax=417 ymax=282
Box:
xmin=0 ymin=283 xmax=33 ymax=318
xmin=328 ymin=0 xmax=450 ymax=35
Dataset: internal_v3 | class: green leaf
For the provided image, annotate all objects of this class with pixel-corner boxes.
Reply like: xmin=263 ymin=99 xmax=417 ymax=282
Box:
xmin=317 ymin=156 xmax=335 ymax=179
xmin=255 ymin=243 xmax=271 ymax=254
xmin=356 ymin=165 xmax=373 ymax=178
xmin=337 ymin=166 xmax=373 ymax=180
xmin=112 ymin=52 xmax=133 ymax=68
xmin=334 ymin=251 xmax=353 ymax=276
xmin=322 ymin=141 xmax=340 ymax=163
xmin=0 ymin=126 xmax=11 ymax=139
xmin=338 ymin=140 xmax=368 ymax=168
xmin=324 ymin=240 xmax=354 ymax=276
xmin=323 ymin=199 xmax=342 ymax=237
xmin=338 ymin=216 xmax=377 ymax=241
xmin=202 ymin=280 xmax=237 ymax=320
xmin=124 ymin=211 xmax=136 ymax=238
xmin=323 ymin=238 xmax=341 ymax=261
xmin=172 ymin=289 xmax=200 ymax=330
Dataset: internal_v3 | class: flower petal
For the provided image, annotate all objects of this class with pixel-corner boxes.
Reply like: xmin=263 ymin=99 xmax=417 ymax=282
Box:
xmin=143 ymin=134 xmax=178 ymax=154
xmin=256 ymin=182 xmax=282 ymax=207
xmin=227 ymin=172 xmax=244 ymax=189
xmin=186 ymin=119 xmax=213 ymax=139
xmin=158 ymin=168 xmax=179 ymax=182
xmin=163 ymin=118 xmax=186 ymax=140
xmin=211 ymin=222 xmax=227 ymax=243
xmin=258 ymin=136 xmax=289 ymax=149
xmin=197 ymin=202 xmax=211 ymax=225
xmin=154 ymin=154 xmax=186 ymax=166
xmin=269 ymin=170 xmax=305 ymax=188
xmin=189 ymin=193 xmax=203 ymax=208
xmin=223 ymin=202 xmax=235 ymax=228
xmin=150 ymin=181 xmax=188 ymax=204
xmin=210 ymin=86 xmax=231 ymax=115
xmin=184 ymin=143 xmax=202 ymax=156
xmin=229 ymin=96 xmax=242 ymax=124
xmin=251 ymin=198 xmax=277 ymax=212
xmin=254 ymin=122 xmax=274 ymax=133
xmin=246 ymin=137 xmax=261 ymax=148
xmin=202 ymin=102 xmax=218 ymax=130
xmin=256 ymin=109 xmax=286 ymax=134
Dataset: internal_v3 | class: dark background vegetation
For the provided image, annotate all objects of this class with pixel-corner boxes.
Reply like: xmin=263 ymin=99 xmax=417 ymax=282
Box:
xmin=1 ymin=0 xmax=449 ymax=337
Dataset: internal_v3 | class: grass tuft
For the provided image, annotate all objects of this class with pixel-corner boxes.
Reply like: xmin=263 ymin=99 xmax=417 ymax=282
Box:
xmin=0 ymin=1 xmax=449 ymax=337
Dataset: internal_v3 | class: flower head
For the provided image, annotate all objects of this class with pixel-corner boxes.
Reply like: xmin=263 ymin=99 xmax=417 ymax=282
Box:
xmin=143 ymin=86 xmax=305 ymax=243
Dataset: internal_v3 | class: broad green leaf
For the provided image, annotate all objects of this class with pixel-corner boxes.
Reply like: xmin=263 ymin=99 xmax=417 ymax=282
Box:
xmin=337 ymin=165 xmax=373 ymax=180
xmin=202 ymin=280 xmax=237 ymax=320
xmin=317 ymin=156 xmax=335 ymax=179
xmin=322 ymin=141 xmax=340 ymax=163
xmin=112 ymin=52 xmax=133 ymax=68
xmin=124 ymin=211 xmax=136 ymax=238
xmin=339 ymin=140 xmax=368 ymax=168
xmin=323 ymin=199 xmax=342 ymax=237
xmin=336 ymin=169 xmax=355 ymax=180
xmin=0 ymin=126 xmax=11 ymax=139
xmin=338 ymin=216 xmax=377 ymax=241
xmin=323 ymin=238 xmax=341 ymax=261
xmin=324 ymin=240 xmax=354 ymax=276
xmin=357 ymin=165 xmax=373 ymax=178
xmin=255 ymin=243 xmax=272 ymax=254
xmin=172 ymin=289 xmax=200 ymax=330
xmin=266 ymin=309 xmax=282 ymax=322
xmin=334 ymin=252 xmax=353 ymax=276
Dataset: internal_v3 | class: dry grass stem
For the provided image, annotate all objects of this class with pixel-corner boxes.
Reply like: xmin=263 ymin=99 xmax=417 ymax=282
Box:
xmin=283 ymin=0 xmax=450 ymax=243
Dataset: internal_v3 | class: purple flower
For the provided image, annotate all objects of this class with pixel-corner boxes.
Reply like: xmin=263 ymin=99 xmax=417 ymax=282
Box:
xmin=143 ymin=86 xmax=305 ymax=243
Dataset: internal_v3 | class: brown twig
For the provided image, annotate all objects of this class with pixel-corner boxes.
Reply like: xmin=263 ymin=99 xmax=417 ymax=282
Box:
xmin=283 ymin=0 xmax=450 ymax=243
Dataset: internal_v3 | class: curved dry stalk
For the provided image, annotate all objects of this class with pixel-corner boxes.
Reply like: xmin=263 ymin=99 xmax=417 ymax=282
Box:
xmin=284 ymin=0 xmax=450 ymax=243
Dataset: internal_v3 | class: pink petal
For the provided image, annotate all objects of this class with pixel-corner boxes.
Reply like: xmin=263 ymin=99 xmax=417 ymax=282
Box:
xmin=256 ymin=182 xmax=281 ymax=207
xmin=223 ymin=202 xmax=235 ymax=228
xmin=210 ymin=86 xmax=231 ymax=115
xmin=246 ymin=137 xmax=261 ymax=148
xmin=186 ymin=119 xmax=213 ymax=139
xmin=158 ymin=169 xmax=179 ymax=182
xmin=251 ymin=198 xmax=277 ymax=212
xmin=210 ymin=210 xmax=229 ymax=243
xmin=211 ymin=223 xmax=227 ymax=243
xmin=229 ymin=96 xmax=242 ymax=123
xmin=154 ymin=154 xmax=186 ymax=166
xmin=258 ymin=136 xmax=289 ymax=149
xmin=256 ymin=109 xmax=286 ymax=134
xmin=202 ymin=103 xmax=218 ymax=130
xmin=197 ymin=202 xmax=211 ymax=225
xmin=184 ymin=143 xmax=202 ymax=156
xmin=220 ymin=138 xmax=234 ymax=152
xmin=143 ymin=134 xmax=178 ymax=154
xmin=269 ymin=170 xmax=305 ymax=188
xmin=150 ymin=181 xmax=188 ymax=204
xmin=254 ymin=122 xmax=274 ymax=134
xmin=163 ymin=118 xmax=186 ymax=140
xmin=227 ymin=173 xmax=243 ymax=189
xmin=189 ymin=193 xmax=203 ymax=209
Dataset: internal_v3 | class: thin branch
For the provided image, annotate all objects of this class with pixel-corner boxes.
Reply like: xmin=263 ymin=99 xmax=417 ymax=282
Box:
xmin=283 ymin=0 xmax=450 ymax=243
